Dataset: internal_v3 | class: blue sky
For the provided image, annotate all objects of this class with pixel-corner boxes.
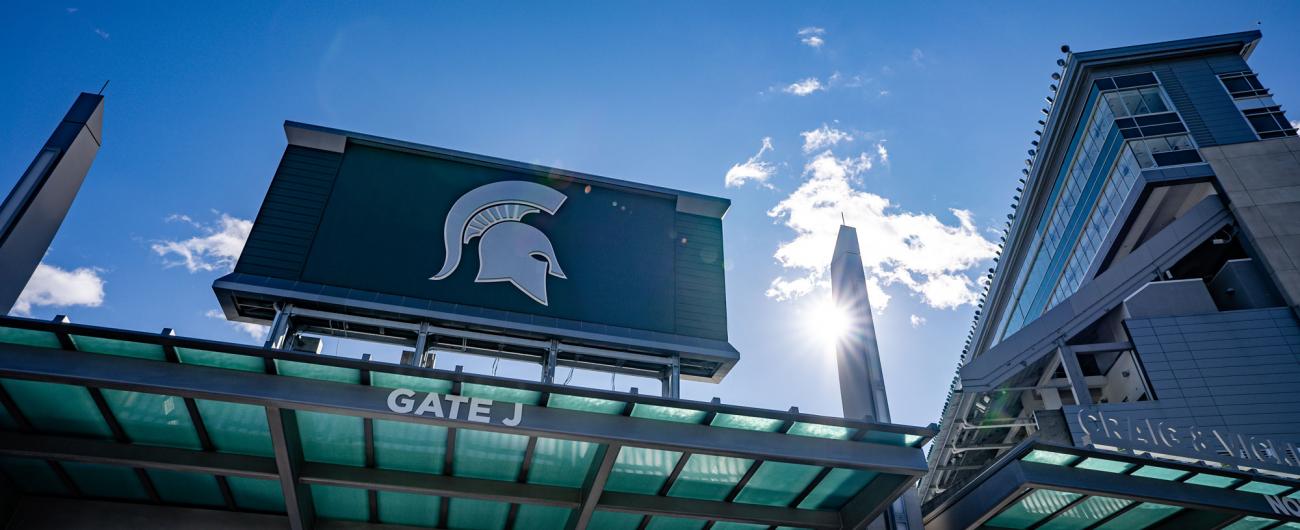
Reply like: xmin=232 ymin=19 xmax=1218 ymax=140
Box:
xmin=3 ymin=2 xmax=1298 ymax=428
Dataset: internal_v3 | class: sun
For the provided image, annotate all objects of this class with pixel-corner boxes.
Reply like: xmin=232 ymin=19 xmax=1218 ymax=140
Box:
xmin=803 ymin=297 xmax=853 ymax=346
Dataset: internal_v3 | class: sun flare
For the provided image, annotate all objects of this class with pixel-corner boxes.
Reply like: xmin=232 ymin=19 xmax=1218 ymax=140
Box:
xmin=804 ymin=298 xmax=852 ymax=345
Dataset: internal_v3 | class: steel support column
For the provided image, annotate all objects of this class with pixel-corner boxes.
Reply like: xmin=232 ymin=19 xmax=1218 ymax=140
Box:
xmin=267 ymin=407 xmax=314 ymax=530
xmin=567 ymin=443 xmax=620 ymax=530
xmin=1057 ymin=343 xmax=1093 ymax=406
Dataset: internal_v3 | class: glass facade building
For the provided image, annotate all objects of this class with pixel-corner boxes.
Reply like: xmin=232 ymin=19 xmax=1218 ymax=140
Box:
xmin=924 ymin=31 xmax=1300 ymax=529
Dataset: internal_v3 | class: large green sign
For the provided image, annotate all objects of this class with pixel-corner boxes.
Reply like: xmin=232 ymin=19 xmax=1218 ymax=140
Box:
xmin=219 ymin=123 xmax=732 ymax=352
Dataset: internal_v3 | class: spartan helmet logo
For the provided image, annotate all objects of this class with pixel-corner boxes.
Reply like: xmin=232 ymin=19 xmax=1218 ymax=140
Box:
xmin=430 ymin=181 xmax=567 ymax=305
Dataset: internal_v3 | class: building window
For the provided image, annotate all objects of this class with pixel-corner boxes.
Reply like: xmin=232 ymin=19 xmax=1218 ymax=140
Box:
xmin=1219 ymin=72 xmax=1269 ymax=98
xmin=1128 ymin=134 xmax=1201 ymax=168
xmin=1242 ymin=106 xmax=1298 ymax=139
xmin=1219 ymin=71 xmax=1299 ymax=140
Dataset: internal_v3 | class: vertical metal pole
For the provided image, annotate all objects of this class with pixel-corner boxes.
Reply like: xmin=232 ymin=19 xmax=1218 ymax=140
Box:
xmin=1058 ymin=342 xmax=1093 ymax=406
xmin=411 ymin=324 xmax=429 ymax=367
xmin=660 ymin=355 xmax=681 ymax=399
xmin=542 ymin=340 xmax=559 ymax=384
xmin=264 ymin=304 xmax=294 ymax=350
xmin=266 ymin=407 xmax=314 ymax=530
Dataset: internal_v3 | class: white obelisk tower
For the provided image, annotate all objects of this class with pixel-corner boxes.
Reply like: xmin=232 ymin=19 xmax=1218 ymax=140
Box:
xmin=830 ymin=224 xmax=922 ymax=529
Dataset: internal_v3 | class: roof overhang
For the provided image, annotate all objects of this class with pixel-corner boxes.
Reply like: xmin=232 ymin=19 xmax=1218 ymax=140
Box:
xmin=925 ymin=441 xmax=1300 ymax=530
xmin=0 ymin=315 xmax=934 ymax=530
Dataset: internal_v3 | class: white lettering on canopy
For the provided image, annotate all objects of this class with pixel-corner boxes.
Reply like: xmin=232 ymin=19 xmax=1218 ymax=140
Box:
xmin=386 ymin=388 xmax=524 ymax=426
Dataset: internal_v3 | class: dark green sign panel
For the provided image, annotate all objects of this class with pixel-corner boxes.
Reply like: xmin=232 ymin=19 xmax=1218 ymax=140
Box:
xmin=304 ymin=143 xmax=679 ymax=333
xmin=221 ymin=123 xmax=731 ymax=350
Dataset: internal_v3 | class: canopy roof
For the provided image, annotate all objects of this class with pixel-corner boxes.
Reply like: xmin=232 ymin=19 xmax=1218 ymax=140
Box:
xmin=0 ymin=315 xmax=933 ymax=530
xmin=924 ymin=440 xmax=1300 ymax=530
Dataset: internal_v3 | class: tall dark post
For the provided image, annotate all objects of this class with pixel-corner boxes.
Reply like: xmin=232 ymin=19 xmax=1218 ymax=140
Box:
xmin=0 ymin=93 xmax=104 ymax=314
xmin=830 ymin=224 xmax=922 ymax=530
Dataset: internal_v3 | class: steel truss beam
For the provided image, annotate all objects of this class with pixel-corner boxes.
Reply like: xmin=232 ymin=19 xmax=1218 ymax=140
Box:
xmin=0 ymin=344 xmax=927 ymax=475
xmin=0 ymin=433 xmax=841 ymax=529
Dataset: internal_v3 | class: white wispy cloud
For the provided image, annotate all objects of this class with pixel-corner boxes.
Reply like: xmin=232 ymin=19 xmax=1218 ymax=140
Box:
xmin=910 ymin=314 xmax=926 ymax=328
xmin=798 ymin=27 xmax=825 ymax=48
xmin=152 ymin=213 xmax=252 ymax=272
xmin=800 ymin=124 xmax=853 ymax=153
xmin=766 ymin=148 xmax=997 ymax=310
xmin=724 ymin=137 xmax=777 ymax=188
xmin=94 ymin=28 xmax=109 ymax=39
xmin=205 ymin=309 xmax=268 ymax=341
xmin=876 ymin=141 xmax=889 ymax=163
xmin=12 ymin=263 xmax=105 ymax=316
xmin=783 ymin=77 xmax=824 ymax=96
xmin=911 ymin=48 xmax=925 ymax=64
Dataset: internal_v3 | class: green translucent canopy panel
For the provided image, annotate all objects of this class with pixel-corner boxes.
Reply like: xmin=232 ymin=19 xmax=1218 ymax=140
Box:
xmin=547 ymin=394 xmax=625 ymax=415
xmin=589 ymin=510 xmax=644 ymax=529
xmin=275 ymin=359 xmax=360 ymax=384
xmin=667 ymin=454 xmax=754 ymax=501
xmin=1038 ymin=496 xmax=1130 ymax=530
xmin=1236 ymin=481 xmax=1290 ymax=495
xmin=100 ymin=389 xmax=202 ymax=449
xmin=297 ymin=411 xmax=365 ymax=466
xmin=797 ymin=468 xmax=877 ymax=510
xmin=0 ymin=379 xmax=112 ymax=438
xmin=447 ymin=498 xmax=510 ymax=530
xmin=453 ymin=428 xmax=529 ymax=481
xmin=461 ymin=383 xmax=541 ymax=405
xmin=787 ymin=421 xmax=852 ymax=440
xmin=146 ymin=469 xmax=225 ymax=506
xmin=176 ymin=347 xmax=264 ymax=373
xmin=1022 ymin=450 xmax=1079 ymax=467
xmin=606 ymin=446 xmax=682 ymax=494
xmin=310 ymin=484 xmax=369 ymax=521
xmin=1073 ymin=457 xmax=1134 ymax=474
xmin=373 ymin=419 xmax=447 ymax=474
xmin=193 ymin=399 xmax=273 ymax=456
xmin=377 ymin=490 xmax=440 ymax=527
xmin=371 ymin=371 xmax=453 ymax=393
xmin=1130 ymin=465 xmax=1188 ymax=481
xmin=1222 ymin=516 xmax=1281 ymax=530
xmin=1094 ymin=502 xmax=1180 ymax=529
xmin=709 ymin=413 xmax=783 ymax=432
xmin=1185 ymin=473 xmax=1239 ymax=488
xmin=711 ymin=523 xmax=768 ymax=530
xmin=0 ymin=327 xmax=61 ymax=348
xmin=528 ymin=437 xmax=599 ymax=488
xmin=514 ymin=504 xmax=572 ymax=528
xmin=631 ymin=404 xmax=707 ymax=424
xmin=732 ymin=461 xmax=822 ymax=506
xmin=646 ymin=516 xmax=707 ymax=530
xmin=226 ymin=476 xmax=285 ymax=513
xmin=70 ymin=335 xmax=165 ymax=361
xmin=59 ymin=461 xmax=149 ymax=501
xmin=859 ymin=430 xmax=925 ymax=447
xmin=985 ymin=489 xmax=1082 ymax=529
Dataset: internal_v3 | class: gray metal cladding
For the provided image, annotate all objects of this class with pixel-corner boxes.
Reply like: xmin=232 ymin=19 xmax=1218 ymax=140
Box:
xmin=1067 ymin=307 xmax=1300 ymax=444
xmin=674 ymin=212 xmax=727 ymax=340
xmin=234 ymin=145 xmax=342 ymax=279
xmin=1153 ymin=55 xmax=1258 ymax=147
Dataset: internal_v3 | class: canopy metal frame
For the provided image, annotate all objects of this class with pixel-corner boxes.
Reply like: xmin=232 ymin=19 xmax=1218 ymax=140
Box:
xmin=0 ymin=315 xmax=934 ymax=530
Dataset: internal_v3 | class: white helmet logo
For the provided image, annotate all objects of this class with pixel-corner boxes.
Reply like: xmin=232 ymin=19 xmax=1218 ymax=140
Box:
xmin=430 ymin=181 xmax=567 ymax=306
